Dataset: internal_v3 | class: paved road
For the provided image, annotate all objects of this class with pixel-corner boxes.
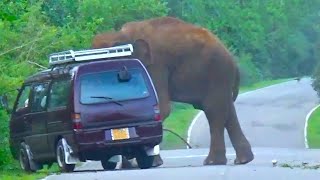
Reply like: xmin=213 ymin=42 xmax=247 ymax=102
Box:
xmin=189 ymin=78 xmax=319 ymax=148
xmin=46 ymin=148 xmax=320 ymax=180
xmin=45 ymin=78 xmax=320 ymax=180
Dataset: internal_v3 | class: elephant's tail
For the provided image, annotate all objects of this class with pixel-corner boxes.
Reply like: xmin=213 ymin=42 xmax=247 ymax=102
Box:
xmin=232 ymin=66 xmax=240 ymax=101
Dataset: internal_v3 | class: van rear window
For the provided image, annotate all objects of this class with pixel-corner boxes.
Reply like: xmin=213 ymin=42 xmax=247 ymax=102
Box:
xmin=80 ymin=69 xmax=150 ymax=104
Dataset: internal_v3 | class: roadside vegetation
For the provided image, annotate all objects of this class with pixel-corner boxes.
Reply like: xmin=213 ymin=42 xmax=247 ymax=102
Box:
xmin=0 ymin=164 xmax=59 ymax=180
xmin=306 ymin=106 xmax=320 ymax=148
xmin=161 ymin=103 xmax=199 ymax=150
xmin=310 ymin=51 xmax=320 ymax=148
xmin=1 ymin=0 xmax=320 ymax=179
xmin=239 ymin=78 xmax=295 ymax=93
xmin=312 ymin=63 xmax=320 ymax=98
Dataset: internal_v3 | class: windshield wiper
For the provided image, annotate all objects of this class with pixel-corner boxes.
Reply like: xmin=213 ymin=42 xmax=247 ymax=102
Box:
xmin=90 ymin=96 xmax=123 ymax=106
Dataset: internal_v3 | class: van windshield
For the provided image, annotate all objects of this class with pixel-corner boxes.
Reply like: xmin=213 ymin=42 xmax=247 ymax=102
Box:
xmin=80 ymin=69 xmax=150 ymax=104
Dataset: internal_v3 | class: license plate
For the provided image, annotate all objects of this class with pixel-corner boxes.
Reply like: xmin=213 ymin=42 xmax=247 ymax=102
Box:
xmin=111 ymin=128 xmax=130 ymax=140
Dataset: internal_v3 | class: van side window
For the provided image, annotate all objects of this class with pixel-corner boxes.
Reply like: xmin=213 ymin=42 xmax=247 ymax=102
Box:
xmin=15 ymin=85 xmax=31 ymax=113
xmin=48 ymin=80 xmax=70 ymax=109
xmin=30 ymin=83 xmax=49 ymax=112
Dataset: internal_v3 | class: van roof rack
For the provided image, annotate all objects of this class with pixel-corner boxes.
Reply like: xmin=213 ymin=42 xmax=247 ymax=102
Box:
xmin=49 ymin=44 xmax=134 ymax=66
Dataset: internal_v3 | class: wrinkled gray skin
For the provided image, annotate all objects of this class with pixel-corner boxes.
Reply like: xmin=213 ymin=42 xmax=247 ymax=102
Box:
xmin=92 ymin=17 xmax=254 ymax=168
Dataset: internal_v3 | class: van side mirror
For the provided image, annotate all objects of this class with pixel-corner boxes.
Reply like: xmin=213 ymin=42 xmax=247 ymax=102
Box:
xmin=0 ymin=94 xmax=12 ymax=114
xmin=117 ymin=66 xmax=132 ymax=82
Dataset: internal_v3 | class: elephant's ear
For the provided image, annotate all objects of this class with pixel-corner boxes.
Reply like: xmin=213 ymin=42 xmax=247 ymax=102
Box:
xmin=132 ymin=39 xmax=152 ymax=66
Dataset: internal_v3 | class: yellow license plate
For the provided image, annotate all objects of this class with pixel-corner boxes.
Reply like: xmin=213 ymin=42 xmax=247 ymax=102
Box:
xmin=111 ymin=128 xmax=130 ymax=140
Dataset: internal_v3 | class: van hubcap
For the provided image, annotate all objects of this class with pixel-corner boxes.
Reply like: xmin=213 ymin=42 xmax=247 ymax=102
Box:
xmin=19 ymin=149 xmax=27 ymax=170
xmin=57 ymin=146 xmax=64 ymax=167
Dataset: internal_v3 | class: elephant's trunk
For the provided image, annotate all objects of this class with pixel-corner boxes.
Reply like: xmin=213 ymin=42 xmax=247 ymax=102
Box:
xmin=232 ymin=66 xmax=240 ymax=101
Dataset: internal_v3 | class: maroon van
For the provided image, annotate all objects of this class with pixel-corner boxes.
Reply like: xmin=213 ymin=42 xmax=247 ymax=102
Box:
xmin=4 ymin=44 xmax=163 ymax=172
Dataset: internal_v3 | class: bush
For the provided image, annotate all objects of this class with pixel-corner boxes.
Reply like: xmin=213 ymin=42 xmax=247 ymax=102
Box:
xmin=0 ymin=110 xmax=11 ymax=169
xmin=237 ymin=52 xmax=262 ymax=86
xmin=312 ymin=63 xmax=320 ymax=99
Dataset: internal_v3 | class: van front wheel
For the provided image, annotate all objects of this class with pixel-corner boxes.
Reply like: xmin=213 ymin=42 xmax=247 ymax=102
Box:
xmin=56 ymin=139 xmax=75 ymax=172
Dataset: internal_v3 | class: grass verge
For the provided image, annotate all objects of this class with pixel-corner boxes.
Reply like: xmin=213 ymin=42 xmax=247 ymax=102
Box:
xmin=160 ymin=102 xmax=199 ymax=150
xmin=307 ymin=106 xmax=320 ymax=148
xmin=239 ymin=78 xmax=294 ymax=93
xmin=0 ymin=162 xmax=59 ymax=180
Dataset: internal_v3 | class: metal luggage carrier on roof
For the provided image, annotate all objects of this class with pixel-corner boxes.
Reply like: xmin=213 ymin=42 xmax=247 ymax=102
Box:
xmin=49 ymin=44 xmax=134 ymax=66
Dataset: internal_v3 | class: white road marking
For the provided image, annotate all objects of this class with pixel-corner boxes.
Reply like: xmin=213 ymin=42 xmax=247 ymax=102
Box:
xmin=164 ymin=153 xmax=236 ymax=159
xmin=304 ymin=104 xmax=320 ymax=149
xmin=187 ymin=110 xmax=204 ymax=148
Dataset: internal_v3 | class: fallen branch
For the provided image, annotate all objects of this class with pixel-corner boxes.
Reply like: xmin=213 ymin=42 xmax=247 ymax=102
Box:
xmin=163 ymin=128 xmax=193 ymax=149
xmin=27 ymin=60 xmax=46 ymax=69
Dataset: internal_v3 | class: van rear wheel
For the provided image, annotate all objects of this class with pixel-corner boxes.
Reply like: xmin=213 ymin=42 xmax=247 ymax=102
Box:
xmin=136 ymin=150 xmax=155 ymax=169
xmin=19 ymin=143 xmax=34 ymax=173
xmin=56 ymin=139 xmax=75 ymax=172
xmin=101 ymin=159 xmax=117 ymax=170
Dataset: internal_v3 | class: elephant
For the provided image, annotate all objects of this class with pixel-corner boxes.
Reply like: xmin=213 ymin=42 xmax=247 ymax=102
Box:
xmin=92 ymin=17 xmax=254 ymax=166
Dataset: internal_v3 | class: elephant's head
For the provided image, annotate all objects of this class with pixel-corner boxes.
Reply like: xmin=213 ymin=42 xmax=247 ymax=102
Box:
xmin=92 ymin=32 xmax=153 ymax=66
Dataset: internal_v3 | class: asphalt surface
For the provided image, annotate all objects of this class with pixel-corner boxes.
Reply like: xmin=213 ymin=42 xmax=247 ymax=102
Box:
xmin=45 ymin=78 xmax=320 ymax=180
xmin=46 ymin=148 xmax=320 ymax=180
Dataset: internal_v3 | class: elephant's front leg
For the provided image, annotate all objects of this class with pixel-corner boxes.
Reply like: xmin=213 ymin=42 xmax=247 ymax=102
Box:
xmin=147 ymin=65 xmax=171 ymax=119
xmin=225 ymin=102 xmax=254 ymax=164
xmin=202 ymin=91 xmax=230 ymax=165
xmin=146 ymin=65 xmax=171 ymax=167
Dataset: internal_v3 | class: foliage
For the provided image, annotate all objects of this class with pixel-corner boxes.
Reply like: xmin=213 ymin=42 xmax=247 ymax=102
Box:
xmin=165 ymin=0 xmax=320 ymax=80
xmin=0 ymin=110 xmax=10 ymax=168
xmin=312 ymin=63 xmax=320 ymax=98
xmin=237 ymin=52 xmax=262 ymax=86
xmin=0 ymin=0 xmax=168 ymax=170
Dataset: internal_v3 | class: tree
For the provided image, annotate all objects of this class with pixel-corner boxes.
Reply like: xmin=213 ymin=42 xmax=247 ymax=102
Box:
xmin=0 ymin=0 xmax=169 ymax=169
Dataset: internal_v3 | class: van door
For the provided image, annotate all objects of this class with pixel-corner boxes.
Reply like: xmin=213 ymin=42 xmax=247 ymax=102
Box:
xmin=10 ymin=85 xmax=32 ymax=156
xmin=46 ymin=79 xmax=72 ymax=156
xmin=25 ymin=82 xmax=50 ymax=159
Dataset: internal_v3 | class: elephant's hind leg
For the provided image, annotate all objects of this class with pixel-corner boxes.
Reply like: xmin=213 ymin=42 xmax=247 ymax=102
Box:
xmin=201 ymin=87 xmax=230 ymax=165
xmin=226 ymin=102 xmax=254 ymax=164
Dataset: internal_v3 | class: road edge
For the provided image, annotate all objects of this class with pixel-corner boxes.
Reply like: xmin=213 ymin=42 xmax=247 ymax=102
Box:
xmin=304 ymin=104 xmax=320 ymax=149
xmin=186 ymin=110 xmax=204 ymax=149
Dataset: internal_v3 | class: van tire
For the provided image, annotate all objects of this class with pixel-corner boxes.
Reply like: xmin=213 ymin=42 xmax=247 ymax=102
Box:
xmin=136 ymin=150 xmax=155 ymax=169
xmin=101 ymin=159 xmax=117 ymax=170
xmin=19 ymin=143 xmax=34 ymax=173
xmin=56 ymin=139 xmax=75 ymax=173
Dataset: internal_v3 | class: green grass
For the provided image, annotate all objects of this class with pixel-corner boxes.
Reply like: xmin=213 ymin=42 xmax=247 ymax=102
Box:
xmin=239 ymin=78 xmax=294 ymax=93
xmin=0 ymin=162 xmax=59 ymax=180
xmin=307 ymin=106 xmax=320 ymax=148
xmin=160 ymin=102 xmax=199 ymax=150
